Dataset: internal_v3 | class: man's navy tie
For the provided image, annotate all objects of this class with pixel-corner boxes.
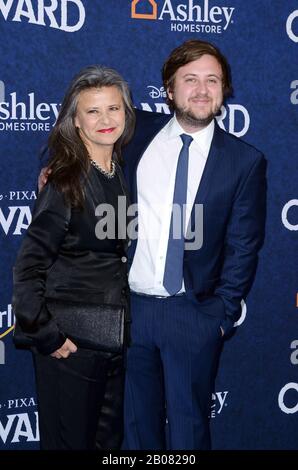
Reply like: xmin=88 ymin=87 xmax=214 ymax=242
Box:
xmin=163 ymin=133 xmax=193 ymax=295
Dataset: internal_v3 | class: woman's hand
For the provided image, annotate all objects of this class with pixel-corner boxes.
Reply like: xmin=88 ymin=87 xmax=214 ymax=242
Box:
xmin=51 ymin=338 xmax=78 ymax=359
xmin=38 ymin=167 xmax=51 ymax=192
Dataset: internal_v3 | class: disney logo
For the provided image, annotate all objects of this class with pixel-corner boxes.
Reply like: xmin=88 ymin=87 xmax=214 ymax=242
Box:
xmin=147 ymin=86 xmax=167 ymax=99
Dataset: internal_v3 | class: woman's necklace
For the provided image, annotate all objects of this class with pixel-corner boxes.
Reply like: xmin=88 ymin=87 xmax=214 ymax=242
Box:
xmin=90 ymin=158 xmax=116 ymax=179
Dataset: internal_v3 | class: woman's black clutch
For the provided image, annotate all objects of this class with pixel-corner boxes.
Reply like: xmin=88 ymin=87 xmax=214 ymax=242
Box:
xmin=47 ymin=300 xmax=125 ymax=353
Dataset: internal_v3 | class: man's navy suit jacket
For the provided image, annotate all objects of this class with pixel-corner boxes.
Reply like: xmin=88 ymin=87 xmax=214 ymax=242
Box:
xmin=123 ymin=109 xmax=266 ymax=335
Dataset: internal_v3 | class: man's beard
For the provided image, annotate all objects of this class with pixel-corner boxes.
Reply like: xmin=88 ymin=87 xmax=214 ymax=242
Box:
xmin=174 ymin=101 xmax=221 ymax=129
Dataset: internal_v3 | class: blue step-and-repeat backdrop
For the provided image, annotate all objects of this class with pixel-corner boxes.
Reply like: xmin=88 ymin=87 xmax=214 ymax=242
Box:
xmin=0 ymin=1 xmax=297 ymax=450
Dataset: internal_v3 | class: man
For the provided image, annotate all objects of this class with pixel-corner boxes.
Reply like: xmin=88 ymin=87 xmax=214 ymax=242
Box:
xmin=122 ymin=39 xmax=266 ymax=450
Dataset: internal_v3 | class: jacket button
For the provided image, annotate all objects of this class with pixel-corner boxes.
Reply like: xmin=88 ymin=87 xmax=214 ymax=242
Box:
xmin=121 ymin=256 xmax=127 ymax=263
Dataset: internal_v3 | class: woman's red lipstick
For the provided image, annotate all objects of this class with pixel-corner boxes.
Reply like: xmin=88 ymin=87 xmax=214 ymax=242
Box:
xmin=97 ymin=128 xmax=115 ymax=133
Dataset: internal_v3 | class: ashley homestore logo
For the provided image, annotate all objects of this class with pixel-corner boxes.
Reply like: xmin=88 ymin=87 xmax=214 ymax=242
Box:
xmin=131 ymin=0 xmax=235 ymax=34
xmin=131 ymin=0 xmax=158 ymax=19
xmin=0 ymin=81 xmax=60 ymax=132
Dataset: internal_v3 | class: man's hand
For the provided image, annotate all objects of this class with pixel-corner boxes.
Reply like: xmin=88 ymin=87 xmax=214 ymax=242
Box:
xmin=38 ymin=167 xmax=51 ymax=192
xmin=51 ymin=338 xmax=77 ymax=359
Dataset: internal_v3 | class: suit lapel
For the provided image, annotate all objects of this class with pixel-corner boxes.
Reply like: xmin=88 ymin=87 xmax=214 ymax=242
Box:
xmin=125 ymin=110 xmax=171 ymax=260
xmin=86 ymin=166 xmax=106 ymax=210
xmin=116 ymin=161 xmax=130 ymax=204
xmin=192 ymin=121 xmax=224 ymax=205
xmin=187 ymin=122 xmax=226 ymax=236
xmin=127 ymin=110 xmax=172 ymax=204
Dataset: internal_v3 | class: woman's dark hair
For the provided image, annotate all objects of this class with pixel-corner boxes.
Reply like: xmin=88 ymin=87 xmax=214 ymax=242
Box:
xmin=47 ymin=65 xmax=135 ymax=207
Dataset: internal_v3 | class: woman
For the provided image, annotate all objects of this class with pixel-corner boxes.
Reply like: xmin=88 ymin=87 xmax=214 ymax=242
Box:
xmin=12 ymin=65 xmax=135 ymax=450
